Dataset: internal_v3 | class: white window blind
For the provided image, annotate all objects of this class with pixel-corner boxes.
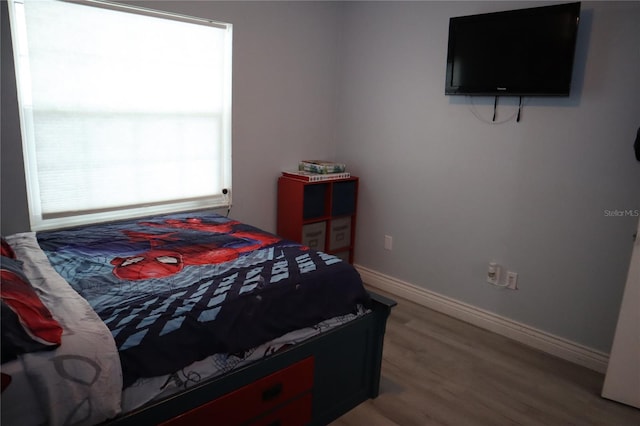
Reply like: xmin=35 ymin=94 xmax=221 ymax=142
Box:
xmin=9 ymin=0 xmax=232 ymax=230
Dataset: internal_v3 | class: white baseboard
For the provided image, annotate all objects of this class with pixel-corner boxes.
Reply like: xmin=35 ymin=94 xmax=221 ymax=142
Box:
xmin=355 ymin=264 xmax=609 ymax=373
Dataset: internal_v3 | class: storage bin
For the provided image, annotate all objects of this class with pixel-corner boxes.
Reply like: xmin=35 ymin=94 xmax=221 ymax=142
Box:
xmin=333 ymin=250 xmax=351 ymax=263
xmin=303 ymin=184 xmax=327 ymax=219
xmin=331 ymin=181 xmax=357 ymax=216
xmin=329 ymin=217 xmax=351 ymax=250
xmin=302 ymin=222 xmax=326 ymax=251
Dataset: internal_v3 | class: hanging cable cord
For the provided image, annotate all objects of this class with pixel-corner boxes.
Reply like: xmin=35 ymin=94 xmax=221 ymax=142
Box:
xmin=516 ymin=95 xmax=524 ymax=122
xmin=222 ymin=188 xmax=231 ymax=217
xmin=492 ymin=96 xmax=498 ymax=121
xmin=468 ymin=95 xmax=527 ymax=124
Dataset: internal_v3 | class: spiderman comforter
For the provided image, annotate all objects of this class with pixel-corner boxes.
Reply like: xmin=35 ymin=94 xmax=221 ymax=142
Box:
xmin=36 ymin=212 xmax=369 ymax=388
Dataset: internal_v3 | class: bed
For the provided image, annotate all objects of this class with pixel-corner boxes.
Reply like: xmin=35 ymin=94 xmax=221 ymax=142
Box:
xmin=0 ymin=212 xmax=395 ymax=426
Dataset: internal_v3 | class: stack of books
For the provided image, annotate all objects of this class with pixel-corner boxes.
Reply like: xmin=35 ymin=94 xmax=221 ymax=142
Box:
xmin=282 ymin=160 xmax=350 ymax=182
xmin=298 ymin=160 xmax=346 ymax=174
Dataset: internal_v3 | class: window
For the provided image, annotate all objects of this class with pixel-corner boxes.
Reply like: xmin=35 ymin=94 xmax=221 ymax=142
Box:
xmin=8 ymin=0 xmax=232 ymax=230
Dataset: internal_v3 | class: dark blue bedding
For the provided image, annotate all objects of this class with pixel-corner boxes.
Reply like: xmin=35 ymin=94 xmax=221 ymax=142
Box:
xmin=36 ymin=213 xmax=369 ymax=387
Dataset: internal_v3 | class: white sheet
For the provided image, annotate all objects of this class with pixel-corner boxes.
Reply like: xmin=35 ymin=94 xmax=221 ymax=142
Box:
xmin=122 ymin=307 xmax=365 ymax=411
xmin=3 ymin=233 xmax=122 ymax=426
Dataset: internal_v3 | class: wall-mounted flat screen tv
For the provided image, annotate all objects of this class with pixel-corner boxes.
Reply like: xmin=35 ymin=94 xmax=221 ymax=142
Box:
xmin=445 ymin=2 xmax=581 ymax=97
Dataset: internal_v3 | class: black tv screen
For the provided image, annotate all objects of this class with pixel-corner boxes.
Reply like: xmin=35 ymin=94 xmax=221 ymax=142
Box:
xmin=445 ymin=2 xmax=581 ymax=96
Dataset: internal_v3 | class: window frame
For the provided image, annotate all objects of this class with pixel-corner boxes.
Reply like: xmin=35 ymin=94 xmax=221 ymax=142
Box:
xmin=8 ymin=0 xmax=233 ymax=231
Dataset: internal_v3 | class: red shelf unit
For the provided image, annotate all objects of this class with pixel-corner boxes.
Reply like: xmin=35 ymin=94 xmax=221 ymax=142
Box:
xmin=277 ymin=175 xmax=359 ymax=263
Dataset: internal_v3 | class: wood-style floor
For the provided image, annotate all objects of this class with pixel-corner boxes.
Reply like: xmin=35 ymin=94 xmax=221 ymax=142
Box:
xmin=331 ymin=288 xmax=640 ymax=426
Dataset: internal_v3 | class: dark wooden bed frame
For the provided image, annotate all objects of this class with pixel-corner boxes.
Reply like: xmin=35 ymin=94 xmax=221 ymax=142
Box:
xmin=106 ymin=291 xmax=396 ymax=426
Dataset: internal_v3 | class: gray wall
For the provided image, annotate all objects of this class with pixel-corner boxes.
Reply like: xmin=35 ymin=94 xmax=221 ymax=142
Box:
xmin=336 ymin=1 xmax=640 ymax=353
xmin=2 ymin=1 xmax=639 ymax=354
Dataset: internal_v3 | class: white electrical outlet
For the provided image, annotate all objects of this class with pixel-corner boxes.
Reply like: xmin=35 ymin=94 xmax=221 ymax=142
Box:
xmin=384 ymin=235 xmax=393 ymax=251
xmin=487 ymin=262 xmax=500 ymax=285
xmin=506 ymin=271 xmax=518 ymax=290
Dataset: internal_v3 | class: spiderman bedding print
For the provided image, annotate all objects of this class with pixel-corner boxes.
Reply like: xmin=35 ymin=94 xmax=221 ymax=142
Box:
xmin=36 ymin=212 xmax=370 ymax=387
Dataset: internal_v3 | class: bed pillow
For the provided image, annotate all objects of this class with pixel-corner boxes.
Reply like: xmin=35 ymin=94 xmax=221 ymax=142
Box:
xmin=1 ymin=255 xmax=63 ymax=364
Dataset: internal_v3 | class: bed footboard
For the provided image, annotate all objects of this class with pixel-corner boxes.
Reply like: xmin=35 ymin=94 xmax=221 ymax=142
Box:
xmin=106 ymin=291 xmax=396 ymax=426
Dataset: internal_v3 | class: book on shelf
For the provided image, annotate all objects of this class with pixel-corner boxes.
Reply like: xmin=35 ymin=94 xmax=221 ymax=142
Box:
xmin=298 ymin=160 xmax=346 ymax=174
xmin=282 ymin=170 xmax=351 ymax=182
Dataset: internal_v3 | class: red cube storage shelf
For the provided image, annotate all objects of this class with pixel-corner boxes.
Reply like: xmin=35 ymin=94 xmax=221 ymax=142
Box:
xmin=277 ymin=176 xmax=358 ymax=264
